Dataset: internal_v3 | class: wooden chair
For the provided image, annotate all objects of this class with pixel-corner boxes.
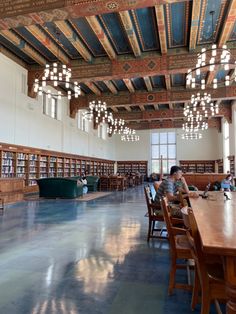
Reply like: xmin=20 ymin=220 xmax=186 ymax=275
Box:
xmin=144 ymin=186 xmax=167 ymax=242
xmin=99 ymin=175 xmax=109 ymax=191
xmin=161 ymin=197 xmax=193 ymax=295
xmin=187 ymin=208 xmax=226 ymax=314
xmin=109 ymin=175 xmax=119 ymax=191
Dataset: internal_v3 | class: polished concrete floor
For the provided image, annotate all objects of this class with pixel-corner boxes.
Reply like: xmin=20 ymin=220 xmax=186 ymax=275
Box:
xmin=0 ymin=186 xmax=221 ymax=314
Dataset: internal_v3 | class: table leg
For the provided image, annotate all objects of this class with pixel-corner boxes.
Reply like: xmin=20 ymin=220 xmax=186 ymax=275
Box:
xmin=225 ymin=256 xmax=236 ymax=313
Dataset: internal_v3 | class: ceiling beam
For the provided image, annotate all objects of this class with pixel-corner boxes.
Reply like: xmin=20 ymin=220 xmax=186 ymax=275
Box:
xmin=126 ymin=118 xmax=221 ymax=130
xmin=143 ymin=76 xmax=153 ymax=92
xmin=0 ymin=45 xmax=27 ymax=68
xmin=206 ymin=0 xmax=236 ymax=85
xmin=0 ymin=1 xmax=191 ymax=30
xmin=165 ymin=74 xmax=171 ymax=90
xmin=123 ymin=78 xmax=135 ymax=93
xmin=124 ymin=106 xmax=132 ymax=112
xmin=29 ymin=48 xmax=236 ymax=83
xmin=86 ymin=16 xmax=116 ymax=60
xmin=54 ymin=21 xmax=92 ymax=62
xmin=26 ymin=25 xmax=69 ymax=64
xmin=84 ymin=82 xmax=101 ymax=95
xmin=103 ymin=80 xmax=118 ymax=94
xmin=119 ymin=11 xmax=141 ymax=57
xmin=0 ymin=30 xmax=47 ymax=65
xmin=154 ymin=104 xmax=159 ymax=110
xmin=189 ymin=0 xmax=202 ymax=51
xmin=112 ymin=105 xmax=230 ymax=121
xmin=70 ymin=86 xmax=236 ymax=115
xmin=218 ymin=0 xmax=236 ymax=47
xmin=155 ymin=5 xmax=167 ymax=54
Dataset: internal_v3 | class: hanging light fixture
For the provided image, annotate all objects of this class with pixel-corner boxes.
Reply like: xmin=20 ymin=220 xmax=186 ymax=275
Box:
xmin=34 ymin=30 xmax=81 ymax=100
xmin=184 ymin=92 xmax=219 ymax=120
xmin=186 ymin=11 xmax=235 ymax=90
xmin=182 ymin=117 xmax=208 ymax=133
xmin=107 ymin=118 xmax=125 ymax=135
xmin=82 ymin=100 xmax=113 ymax=124
xmin=121 ymin=127 xmax=140 ymax=142
xmin=181 ymin=133 xmax=202 ymax=140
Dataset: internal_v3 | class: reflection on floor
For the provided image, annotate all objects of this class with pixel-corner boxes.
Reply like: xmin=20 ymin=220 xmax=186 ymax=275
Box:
xmin=0 ymin=185 xmax=220 ymax=314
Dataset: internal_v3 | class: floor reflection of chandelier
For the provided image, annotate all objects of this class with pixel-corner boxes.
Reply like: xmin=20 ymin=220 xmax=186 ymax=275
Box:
xmin=186 ymin=11 xmax=235 ymax=90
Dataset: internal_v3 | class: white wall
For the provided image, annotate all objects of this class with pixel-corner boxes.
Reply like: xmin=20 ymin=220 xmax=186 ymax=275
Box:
xmin=0 ymin=52 xmax=233 ymax=171
xmin=0 ymin=53 xmax=116 ymax=161
xmin=115 ymin=128 xmax=222 ymax=175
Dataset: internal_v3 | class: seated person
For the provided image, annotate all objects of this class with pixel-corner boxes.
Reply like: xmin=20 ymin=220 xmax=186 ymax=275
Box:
xmin=221 ymin=174 xmax=234 ymax=191
xmin=154 ymin=166 xmax=190 ymax=216
xmin=81 ymin=174 xmax=88 ymax=194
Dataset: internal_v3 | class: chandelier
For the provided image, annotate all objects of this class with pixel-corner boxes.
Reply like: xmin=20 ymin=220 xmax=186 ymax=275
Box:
xmin=82 ymin=100 xmax=140 ymax=140
xmin=121 ymin=127 xmax=140 ymax=142
xmin=181 ymin=133 xmax=202 ymax=140
xmin=83 ymin=100 xmax=113 ymax=124
xmin=33 ymin=30 xmax=81 ymax=100
xmin=182 ymin=118 xmax=208 ymax=133
xmin=107 ymin=118 xmax=125 ymax=135
xmin=186 ymin=11 xmax=235 ymax=90
xmin=34 ymin=63 xmax=81 ymax=99
xmin=184 ymin=93 xmax=219 ymax=119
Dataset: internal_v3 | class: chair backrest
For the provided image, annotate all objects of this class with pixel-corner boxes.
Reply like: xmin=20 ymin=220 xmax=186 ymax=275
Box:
xmin=186 ymin=208 xmax=208 ymax=286
xmin=144 ymin=186 xmax=156 ymax=217
xmin=161 ymin=197 xmax=177 ymax=251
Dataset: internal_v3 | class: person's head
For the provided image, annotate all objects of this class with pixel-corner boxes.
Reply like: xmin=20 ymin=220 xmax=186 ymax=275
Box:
xmin=170 ymin=166 xmax=182 ymax=180
xmin=226 ymin=174 xmax=232 ymax=180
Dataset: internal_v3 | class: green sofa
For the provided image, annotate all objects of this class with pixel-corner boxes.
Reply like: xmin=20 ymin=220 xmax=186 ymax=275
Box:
xmin=37 ymin=178 xmax=84 ymax=198
xmin=71 ymin=176 xmax=99 ymax=192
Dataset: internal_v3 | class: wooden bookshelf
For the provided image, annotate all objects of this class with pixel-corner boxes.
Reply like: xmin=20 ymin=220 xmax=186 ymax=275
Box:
xmin=0 ymin=142 xmax=115 ymax=193
xmin=228 ymin=156 xmax=235 ymax=176
xmin=179 ymin=160 xmax=215 ymax=173
xmin=216 ymin=159 xmax=223 ymax=174
xmin=117 ymin=161 xmax=148 ymax=178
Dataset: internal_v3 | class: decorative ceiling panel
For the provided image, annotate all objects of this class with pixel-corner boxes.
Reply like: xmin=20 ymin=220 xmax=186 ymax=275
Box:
xmin=165 ymin=2 xmax=190 ymax=48
xmin=171 ymin=73 xmax=185 ymax=86
xmin=0 ymin=34 xmax=36 ymax=64
xmin=131 ymin=77 xmax=146 ymax=90
xmin=71 ymin=18 xmax=106 ymax=57
xmin=13 ymin=27 xmax=56 ymax=61
xmin=131 ymin=7 xmax=160 ymax=51
xmin=112 ymin=79 xmax=128 ymax=92
xmin=95 ymin=81 xmax=110 ymax=93
xmin=79 ymin=82 xmax=94 ymax=94
xmin=151 ymin=75 xmax=166 ymax=89
xmin=98 ymin=13 xmax=132 ymax=54
xmin=43 ymin=22 xmax=83 ymax=60
xmin=198 ymin=0 xmax=226 ymax=44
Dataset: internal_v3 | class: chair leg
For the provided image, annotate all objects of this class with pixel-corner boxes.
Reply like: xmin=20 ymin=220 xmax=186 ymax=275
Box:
xmin=168 ymin=259 xmax=177 ymax=295
xmin=191 ymin=270 xmax=200 ymax=310
xmin=147 ymin=220 xmax=152 ymax=242
xmin=201 ymin=289 xmax=211 ymax=314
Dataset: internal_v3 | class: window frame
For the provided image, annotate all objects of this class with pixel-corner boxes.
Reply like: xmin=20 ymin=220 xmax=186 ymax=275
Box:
xmin=151 ymin=131 xmax=176 ymax=174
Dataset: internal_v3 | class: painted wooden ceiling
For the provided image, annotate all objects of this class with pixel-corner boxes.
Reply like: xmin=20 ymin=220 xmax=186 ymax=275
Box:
xmin=0 ymin=0 xmax=235 ymax=130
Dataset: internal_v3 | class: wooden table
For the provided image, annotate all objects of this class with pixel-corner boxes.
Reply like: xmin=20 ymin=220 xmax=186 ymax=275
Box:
xmin=190 ymin=192 xmax=236 ymax=313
